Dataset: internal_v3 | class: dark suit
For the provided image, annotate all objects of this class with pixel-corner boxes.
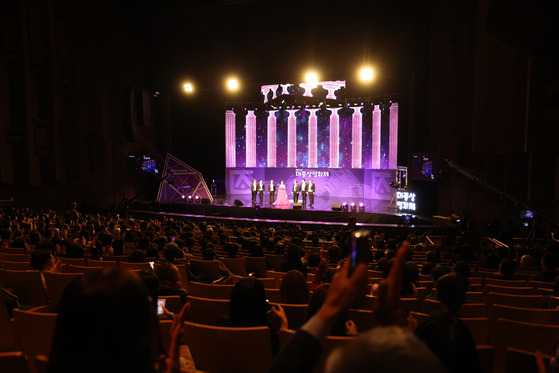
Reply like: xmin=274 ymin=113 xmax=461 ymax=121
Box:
xmin=292 ymin=183 xmax=300 ymax=203
xmin=300 ymin=182 xmax=308 ymax=206
xmin=257 ymin=182 xmax=265 ymax=204
xmin=269 ymin=182 xmax=276 ymax=204
xmin=251 ymin=182 xmax=258 ymax=203
xmin=307 ymin=182 xmax=315 ymax=206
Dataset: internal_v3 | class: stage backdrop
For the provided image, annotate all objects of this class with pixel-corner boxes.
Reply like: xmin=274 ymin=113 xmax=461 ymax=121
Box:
xmin=226 ymin=168 xmax=396 ymax=201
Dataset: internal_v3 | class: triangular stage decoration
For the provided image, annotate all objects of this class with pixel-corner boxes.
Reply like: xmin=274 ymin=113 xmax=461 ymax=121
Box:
xmin=156 ymin=153 xmax=213 ymax=203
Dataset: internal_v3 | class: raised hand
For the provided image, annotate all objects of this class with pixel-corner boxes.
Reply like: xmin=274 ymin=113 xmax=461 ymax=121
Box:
xmin=372 ymin=241 xmax=410 ymax=325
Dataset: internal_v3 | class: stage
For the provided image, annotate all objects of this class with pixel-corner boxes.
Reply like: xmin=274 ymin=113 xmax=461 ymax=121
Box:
xmin=130 ymin=194 xmax=433 ymax=228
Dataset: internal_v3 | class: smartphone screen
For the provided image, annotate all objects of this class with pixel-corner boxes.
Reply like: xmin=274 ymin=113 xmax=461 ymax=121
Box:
xmin=157 ymin=299 xmax=166 ymax=314
xmin=149 ymin=261 xmax=154 ymax=270
xmin=350 ymin=229 xmax=371 ymax=275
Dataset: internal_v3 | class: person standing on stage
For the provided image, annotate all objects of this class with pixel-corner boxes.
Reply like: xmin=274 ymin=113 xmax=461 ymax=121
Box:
xmin=269 ymin=180 xmax=276 ymax=205
xmin=292 ymin=180 xmax=300 ymax=203
xmin=257 ymin=179 xmax=265 ymax=205
xmin=251 ymin=178 xmax=258 ymax=204
xmin=308 ymin=179 xmax=315 ymax=207
xmin=275 ymin=181 xmax=290 ymax=207
xmin=300 ymin=179 xmax=308 ymax=207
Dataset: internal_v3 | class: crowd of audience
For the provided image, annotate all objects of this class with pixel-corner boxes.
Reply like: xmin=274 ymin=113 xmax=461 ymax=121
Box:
xmin=1 ymin=205 xmax=559 ymax=372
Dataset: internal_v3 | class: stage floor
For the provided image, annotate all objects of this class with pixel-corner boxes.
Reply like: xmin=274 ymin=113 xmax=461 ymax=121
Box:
xmin=131 ymin=194 xmax=433 ymax=228
xmin=221 ymin=194 xmax=394 ymax=213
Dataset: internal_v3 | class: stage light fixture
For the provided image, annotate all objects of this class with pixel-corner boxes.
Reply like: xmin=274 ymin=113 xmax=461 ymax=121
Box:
xmin=342 ymin=202 xmax=348 ymax=212
xmin=305 ymin=72 xmax=318 ymax=84
xmin=227 ymin=78 xmax=239 ymax=91
xmin=360 ymin=67 xmax=374 ymax=82
xmin=183 ymin=82 xmax=194 ymax=93
xmin=350 ymin=202 xmax=357 ymax=212
xmin=195 ymin=195 xmax=200 ymax=203
xmin=359 ymin=203 xmax=365 ymax=212
xmin=188 ymin=195 xmax=192 ymax=203
xmin=181 ymin=195 xmax=185 ymax=199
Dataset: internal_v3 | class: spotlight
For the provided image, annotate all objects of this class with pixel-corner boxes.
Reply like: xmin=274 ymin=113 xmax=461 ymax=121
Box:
xmin=183 ymin=82 xmax=194 ymax=93
xmin=305 ymin=72 xmax=318 ymax=84
xmin=195 ymin=195 xmax=200 ymax=203
xmin=360 ymin=67 xmax=374 ymax=82
xmin=181 ymin=195 xmax=185 ymax=199
xmin=359 ymin=203 xmax=365 ymax=212
xmin=188 ymin=195 xmax=192 ymax=203
xmin=227 ymin=78 xmax=239 ymax=91
xmin=342 ymin=202 xmax=348 ymax=212
xmin=350 ymin=202 xmax=357 ymax=212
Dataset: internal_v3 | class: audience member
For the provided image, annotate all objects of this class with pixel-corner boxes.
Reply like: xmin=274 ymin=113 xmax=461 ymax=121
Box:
xmin=279 ymin=270 xmax=310 ymax=304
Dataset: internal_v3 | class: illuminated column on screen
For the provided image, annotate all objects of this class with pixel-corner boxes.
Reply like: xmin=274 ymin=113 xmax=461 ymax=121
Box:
xmin=389 ymin=102 xmax=399 ymax=169
xmin=372 ymin=105 xmax=381 ymax=169
xmin=308 ymin=109 xmax=318 ymax=168
xmin=225 ymin=110 xmax=236 ymax=167
xmin=329 ymin=108 xmax=340 ymax=168
xmin=245 ymin=110 xmax=257 ymax=167
xmin=267 ymin=110 xmax=277 ymax=167
xmin=352 ymin=107 xmax=363 ymax=168
xmin=287 ymin=110 xmax=297 ymax=167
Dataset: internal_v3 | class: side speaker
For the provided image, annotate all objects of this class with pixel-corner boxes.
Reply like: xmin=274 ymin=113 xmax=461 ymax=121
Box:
xmin=293 ymin=203 xmax=302 ymax=209
xmin=234 ymin=199 xmax=244 ymax=207
xmin=332 ymin=204 xmax=342 ymax=211
xmin=201 ymin=198 xmax=211 ymax=205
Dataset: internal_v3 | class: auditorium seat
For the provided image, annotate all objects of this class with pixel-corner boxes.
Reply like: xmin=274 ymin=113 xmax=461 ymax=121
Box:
xmin=265 ymin=288 xmax=280 ymax=303
xmin=190 ymin=259 xmax=221 ymax=280
xmin=409 ymin=311 xmax=490 ymax=345
xmin=118 ymin=261 xmax=151 ymax=271
xmin=86 ymin=259 xmax=118 ymax=270
xmin=278 ymin=329 xmax=354 ymax=373
xmin=421 ymin=298 xmax=489 ymax=317
xmin=488 ymin=304 xmax=559 ymax=344
xmin=60 ymin=265 xmax=100 ymax=274
xmin=492 ymin=319 xmax=559 ymax=373
xmin=504 ymin=347 xmax=551 ymax=373
xmin=220 ymin=257 xmax=247 ymax=276
xmin=43 ymin=271 xmax=82 ymax=311
xmin=267 ymin=270 xmax=286 ymax=288
xmin=270 ymin=302 xmax=308 ymax=330
xmin=0 ymin=261 xmax=33 ymax=271
xmin=485 ymin=284 xmax=534 ymax=296
xmin=13 ymin=307 xmax=57 ymax=373
xmin=528 ymin=280 xmax=555 ymax=291
xmin=485 ymin=278 xmax=527 ymax=288
xmin=465 ymin=291 xmax=485 ymax=303
xmin=348 ymin=308 xmax=378 ymax=332
xmin=101 ymin=255 xmax=128 ymax=262
xmin=231 ymin=275 xmax=275 ymax=289
xmin=184 ymin=295 xmax=229 ymax=325
xmin=245 ymin=257 xmax=268 ymax=278
xmin=183 ymin=321 xmax=273 ymax=373
xmin=2 ymin=248 xmax=25 ymax=255
xmin=485 ymin=293 xmax=547 ymax=308
xmin=477 ymin=345 xmax=495 ymax=373
xmin=265 ymin=254 xmax=285 ymax=272
xmin=0 ymin=270 xmax=48 ymax=307
xmin=0 ymin=351 xmax=29 ymax=373
xmin=188 ymin=281 xmax=234 ymax=300
xmin=59 ymin=258 xmax=87 ymax=267
xmin=0 ymin=253 xmax=28 ymax=262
